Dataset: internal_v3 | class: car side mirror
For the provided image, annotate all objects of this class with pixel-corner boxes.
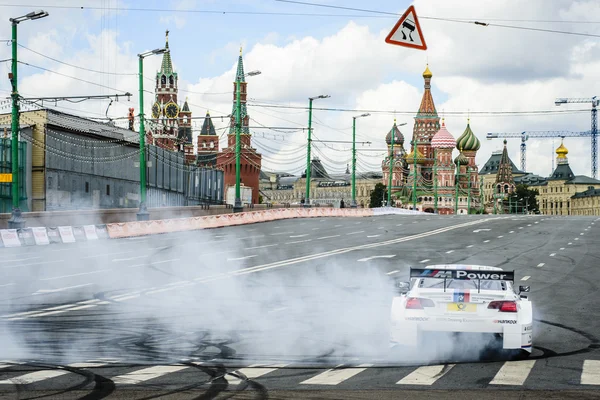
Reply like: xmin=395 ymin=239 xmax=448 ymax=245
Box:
xmin=396 ymin=281 xmax=410 ymax=294
xmin=519 ymin=285 xmax=530 ymax=294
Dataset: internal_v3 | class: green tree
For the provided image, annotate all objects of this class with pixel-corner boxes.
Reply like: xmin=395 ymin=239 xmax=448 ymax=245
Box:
xmin=515 ymin=184 xmax=539 ymax=213
xmin=369 ymin=183 xmax=386 ymax=208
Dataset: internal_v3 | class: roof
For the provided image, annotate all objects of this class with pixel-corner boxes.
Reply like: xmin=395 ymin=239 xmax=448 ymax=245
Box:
xmin=495 ymin=141 xmax=514 ymax=184
xmin=514 ymin=173 xmax=547 ymax=186
xmin=456 ymin=122 xmax=481 ymax=152
xmin=159 ymin=31 xmax=175 ymax=76
xmin=182 ymin=99 xmax=190 ymax=112
xmin=565 ymin=175 xmax=600 ymax=185
xmin=177 ymin=126 xmax=192 ymax=143
xmin=235 ymin=48 xmax=245 ymax=83
xmin=45 ymin=109 xmax=138 ymax=143
xmin=431 ymin=121 xmax=455 ymax=149
xmin=479 ymin=151 xmax=524 ymax=175
xmin=199 ymin=111 xmax=216 ymax=136
xmin=548 ymin=163 xmax=575 ymax=181
xmin=416 ymin=66 xmax=437 ymax=118
xmin=572 ymin=187 xmax=600 ymax=199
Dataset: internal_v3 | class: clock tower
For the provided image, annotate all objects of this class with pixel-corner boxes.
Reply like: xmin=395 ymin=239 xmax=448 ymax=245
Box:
xmin=147 ymin=30 xmax=191 ymax=157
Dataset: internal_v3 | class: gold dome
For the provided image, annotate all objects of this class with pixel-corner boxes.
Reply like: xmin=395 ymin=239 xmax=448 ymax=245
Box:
xmin=556 ymin=141 xmax=568 ymax=159
xmin=423 ymin=64 xmax=432 ymax=79
xmin=406 ymin=147 xmax=426 ymax=164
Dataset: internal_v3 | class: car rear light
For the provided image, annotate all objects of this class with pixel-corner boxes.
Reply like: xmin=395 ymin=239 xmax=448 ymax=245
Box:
xmin=406 ymin=297 xmax=435 ymax=309
xmin=488 ymin=301 xmax=518 ymax=312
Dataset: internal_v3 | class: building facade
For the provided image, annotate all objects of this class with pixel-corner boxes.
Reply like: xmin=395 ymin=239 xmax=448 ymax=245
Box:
xmin=380 ymin=65 xmax=482 ymax=214
xmin=537 ymin=142 xmax=600 ymax=215
xmin=571 ymin=187 xmax=600 ymax=216
xmin=0 ymin=109 xmax=224 ymax=212
xmin=216 ymin=49 xmax=262 ymax=204
xmin=479 ymin=146 xmax=526 ymax=206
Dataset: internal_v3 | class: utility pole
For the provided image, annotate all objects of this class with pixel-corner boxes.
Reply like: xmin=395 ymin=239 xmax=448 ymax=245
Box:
xmin=454 ymin=158 xmax=460 ymax=215
xmin=351 ymin=113 xmax=370 ymax=208
xmin=8 ymin=10 xmax=49 ymax=229
xmin=233 ymin=70 xmax=261 ymax=213
xmin=412 ymin=141 xmax=417 ymax=211
xmin=479 ymin=176 xmax=484 ymax=214
xmin=304 ymin=95 xmax=329 ymax=208
xmin=433 ymin=149 xmax=438 ymax=213
xmin=137 ymin=47 xmax=167 ymax=221
xmin=387 ymin=129 xmax=394 ymax=207
xmin=467 ymin=172 xmax=471 ymax=214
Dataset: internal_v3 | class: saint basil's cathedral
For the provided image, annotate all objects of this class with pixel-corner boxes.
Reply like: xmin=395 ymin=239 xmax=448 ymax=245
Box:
xmin=382 ymin=65 xmax=481 ymax=214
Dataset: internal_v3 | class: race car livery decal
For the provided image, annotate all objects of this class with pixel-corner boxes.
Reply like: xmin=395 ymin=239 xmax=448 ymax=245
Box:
xmin=413 ymin=269 xmax=453 ymax=279
xmin=493 ymin=319 xmax=518 ymax=324
xmin=410 ymin=268 xmax=515 ymax=281
xmin=453 ymin=291 xmax=470 ymax=303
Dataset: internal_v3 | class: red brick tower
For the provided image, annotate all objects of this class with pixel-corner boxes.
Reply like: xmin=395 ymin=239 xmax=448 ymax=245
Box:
xmin=216 ymin=48 xmax=262 ymax=204
xmin=197 ymin=111 xmax=219 ymax=167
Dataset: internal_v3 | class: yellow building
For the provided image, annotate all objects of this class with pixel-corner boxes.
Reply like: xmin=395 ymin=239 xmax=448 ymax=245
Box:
xmin=537 ymin=142 xmax=600 ymax=215
xmin=571 ymin=188 xmax=600 ymax=216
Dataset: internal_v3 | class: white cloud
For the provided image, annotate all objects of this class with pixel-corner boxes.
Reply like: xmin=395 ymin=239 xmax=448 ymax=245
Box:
xmin=7 ymin=0 xmax=600 ymax=180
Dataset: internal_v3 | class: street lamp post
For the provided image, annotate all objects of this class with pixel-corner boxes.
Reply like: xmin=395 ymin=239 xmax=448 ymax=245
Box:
xmin=433 ymin=149 xmax=438 ymax=213
xmin=136 ymin=47 xmax=167 ymax=221
xmin=412 ymin=140 xmax=417 ymax=211
xmin=7 ymin=10 xmax=49 ymax=229
xmin=233 ymin=70 xmax=261 ymax=213
xmin=351 ymin=113 xmax=370 ymax=208
xmin=454 ymin=159 xmax=460 ymax=215
xmin=304 ymin=95 xmax=329 ymax=208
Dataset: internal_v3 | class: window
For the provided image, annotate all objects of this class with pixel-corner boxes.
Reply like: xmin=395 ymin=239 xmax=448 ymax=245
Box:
xmin=161 ymin=75 xmax=166 ymax=84
xmin=85 ymin=182 xmax=89 ymax=193
xmin=169 ymin=76 xmax=174 ymax=85
xmin=106 ymin=185 xmax=110 ymax=196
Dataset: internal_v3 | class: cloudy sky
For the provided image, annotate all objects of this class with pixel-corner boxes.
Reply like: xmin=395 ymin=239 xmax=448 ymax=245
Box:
xmin=1 ymin=0 xmax=599 ymax=178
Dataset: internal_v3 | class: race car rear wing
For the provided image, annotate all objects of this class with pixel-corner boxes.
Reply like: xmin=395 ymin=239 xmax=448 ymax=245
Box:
xmin=410 ymin=268 xmax=515 ymax=281
xmin=409 ymin=268 xmax=515 ymax=293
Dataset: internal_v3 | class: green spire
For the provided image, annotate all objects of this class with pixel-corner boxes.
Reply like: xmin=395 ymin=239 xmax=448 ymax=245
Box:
xmin=160 ymin=30 xmax=173 ymax=75
xmin=236 ymin=46 xmax=245 ymax=82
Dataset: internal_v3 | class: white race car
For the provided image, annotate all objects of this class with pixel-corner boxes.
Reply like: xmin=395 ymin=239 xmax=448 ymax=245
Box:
xmin=390 ymin=265 xmax=533 ymax=356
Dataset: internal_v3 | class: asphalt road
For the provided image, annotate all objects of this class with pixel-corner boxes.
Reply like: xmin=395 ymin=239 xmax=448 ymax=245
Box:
xmin=0 ymin=213 xmax=599 ymax=399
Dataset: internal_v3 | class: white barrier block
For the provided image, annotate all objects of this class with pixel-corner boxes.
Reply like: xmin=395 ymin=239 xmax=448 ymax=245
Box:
xmin=0 ymin=229 xmax=21 ymax=247
xmin=83 ymin=225 xmax=99 ymax=240
xmin=31 ymin=227 xmax=50 ymax=246
xmin=58 ymin=226 xmax=76 ymax=243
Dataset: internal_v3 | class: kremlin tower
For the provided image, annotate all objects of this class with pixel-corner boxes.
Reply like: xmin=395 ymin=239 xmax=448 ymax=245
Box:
xmin=382 ymin=120 xmax=407 ymax=190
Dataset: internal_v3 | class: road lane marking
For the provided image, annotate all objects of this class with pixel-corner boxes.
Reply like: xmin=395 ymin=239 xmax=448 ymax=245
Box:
xmin=33 ymin=283 xmax=93 ymax=295
xmin=112 ymin=255 xmax=147 ymax=262
xmin=271 ymin=232 xmax=292 ymax=236
xmin=521 ymin=276 xmax=530 ymax=281
xmin=367 ymin=235 xmax=381 ymax=238
xmin=226 ymin=365 xmax=286 ymax=385
xmin=68 ymin=362 xmax=108 ymax=368
xmin=568 ymin=242 xmax=573 ymax=245
xmin=445 ymin=250 xmax=454 ymax=254
xmin=378 ymin=227 xmax=385 ymax=230
xmin=300 ymin=364 xmax=371 ymax=385
xmin=227 ymin=255 xmax=258 ymax=261
xmin=316 ymin=235 xmax=341 ymax=240
xmin=582 ymin=360 xmax=600 ymax=385
xmin=3 ymin=260 xmax=64 ymax=269
xmin=0 ymin=370 xmax=70 ymax=385
xmin=519 ymin=227 xmax=524 ymax=229
xmin=397 ymin=364 xmax=455 ymax=385
xmin=386 ymin=270 xmax=399 ymax=275
xmin=82 ymin=251 xmax=134 ymax=259
xmin=560 ymin=247 xmax=565 ymax=250
xmin=111 ymin=365 xmax=189 ymax=385
xmin=497 ymin=236 xmax=504 ymax=238
xmin=0 ymin=283 xmax=15 ymax=288
xmin=334 ymin=225 xmax=342 ymax=228
xmin=286 ymin=239 xmax=312 ymax=244
xmin=0 ymin=257 xmax=42 ymax=263
xmin=312 ymin=228 xmax=320 ymax=230
xmin=483 ymin=240 xmax=490 ymax=243
xmin=396 ymin=224 xmax=403 ymax=226
xmin=490 ymin=360 xmax=535 ymax=385
xmin=289 ymin=234 xmax=309 ymax=238
xmin=420 ymin=259 xmax=430 ymax=263
xmin=357 ymin=255 xmax=395 ymax=262
xmin=347 ymin=231 xmax=365 ymax=235
xmin=466 ymin=245 xmax=474 ymax=248
xmin=527 ymin=224 xmax=532 ymax=227
xmin=581 ymin=233 xmax=585 ymax=236
xmin=39 ymin=269 xmax=111 ymax=281
xmin=550 ymin=253 xmax=556 ymax=257
xmin=509 ymin=231 xmax=515 ymax=233
xmin=575 ymin=238 xmax=579 ymax=240
xmin=245 ymin=244 xmax=277 ymax=250
xmin=537 ymin=263 xmax=545 ymax=268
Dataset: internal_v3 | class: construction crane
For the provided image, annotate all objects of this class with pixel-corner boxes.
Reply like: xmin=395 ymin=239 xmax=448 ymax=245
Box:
xmin=555 ymin=97 xmax=599 ymax=179
xmin=486 ymin=130 xmax=590 ymax=172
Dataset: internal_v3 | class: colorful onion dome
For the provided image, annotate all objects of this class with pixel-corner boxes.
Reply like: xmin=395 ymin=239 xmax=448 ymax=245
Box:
xmin=454 ymin=151 xmax=469 ymax=165
xmin=431 ymin=119 xmax=455 ymax=149
xmin=385 ymin=120 xmax=404 ymax=145
xmin=406 ymin=146 xmax=426 ymax=164
xmin=423 ymin=64 xmax=432 ymax=79
xmin=556 ymin=141 xmax=568 ymax=159
xmin=456 ymin=120 xmax=481 ymax=151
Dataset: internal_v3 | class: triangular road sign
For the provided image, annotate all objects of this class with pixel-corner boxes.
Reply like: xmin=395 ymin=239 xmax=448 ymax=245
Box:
xmin=385 ymin=5 xmax=427 ymax=50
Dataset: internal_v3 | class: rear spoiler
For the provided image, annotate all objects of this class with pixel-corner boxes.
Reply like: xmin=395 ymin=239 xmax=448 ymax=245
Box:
xmin=410 ymin=268 xmax=514 ymax=282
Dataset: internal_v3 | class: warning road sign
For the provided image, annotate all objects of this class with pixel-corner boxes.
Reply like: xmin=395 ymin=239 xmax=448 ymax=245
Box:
xmin=0 ymin=173 xmax=12 ymax=183
xmin=385 ymin=5 xmax=427 ymax=50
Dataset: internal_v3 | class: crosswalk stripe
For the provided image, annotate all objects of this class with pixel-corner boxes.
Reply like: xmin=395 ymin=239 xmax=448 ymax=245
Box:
xmin=581 ymin=360 xmax=600 ymax=385
xmin=0 ymin=370 xmax=70 ymax=385
xmin=225 ymin=364 xmax=287 ymax=385
xmin=111 ymin=365 xmax=189 ymax=385
xmin=300 ymin=364 xmax=371 ymax=385
xmin=490 ymin=360 xmax=535 ymax=385
xmin=68 ymin=362 xmax=108 ymax=368
xmin=397 ymin=364 xmax=454 ymax=385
